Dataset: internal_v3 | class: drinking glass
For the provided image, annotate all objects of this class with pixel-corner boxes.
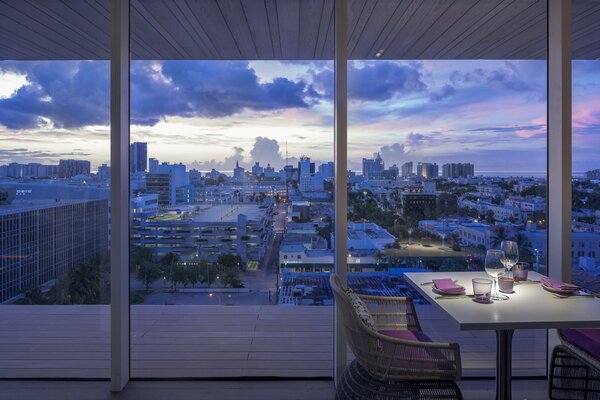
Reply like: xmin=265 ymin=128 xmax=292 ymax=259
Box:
xmin=500 ymin=241 xmax=519 ymax=277
xmin=472 ymin=278 xmax=493 ymax=303
xmin=485 ymin=249 xmax=508 ymax=300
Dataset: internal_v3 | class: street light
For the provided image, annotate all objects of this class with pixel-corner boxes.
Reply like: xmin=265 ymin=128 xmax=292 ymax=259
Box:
xmin=534 ymin=248 xmax=541 ymax=273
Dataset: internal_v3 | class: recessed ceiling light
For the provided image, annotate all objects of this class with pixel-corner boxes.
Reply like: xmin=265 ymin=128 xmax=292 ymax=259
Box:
xmin=375 ymin=49 xmax=384 ymax=58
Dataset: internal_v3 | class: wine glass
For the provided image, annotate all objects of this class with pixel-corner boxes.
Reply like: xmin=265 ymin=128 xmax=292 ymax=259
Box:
xmin=485 ymin=249 xmax=508 ymax=301
xmin=500 ymin=241 xmax=519 ymax=277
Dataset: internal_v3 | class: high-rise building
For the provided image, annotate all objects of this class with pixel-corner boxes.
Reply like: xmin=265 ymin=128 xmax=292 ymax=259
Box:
xmin=442 ymin=163 xmax=475 ymax=178
xmin=58 ymin=159 xmax=91 ymax=178
xmin=0 ymin=199 xmax=109 ymax=303
xmin=318 ymin=162 xmax=334 ymax=179
xmin=362 ymin=153 xmax=384 ymax=180
xmin=401 ymin=162 xmax=413 ymax=177
xmin=130 ymin=142 xmax=148 ymax=173
xmin=298 ymin=156 xmax=315 ymax=185
xmin=416 ymin=162 xmax=439 ymax=179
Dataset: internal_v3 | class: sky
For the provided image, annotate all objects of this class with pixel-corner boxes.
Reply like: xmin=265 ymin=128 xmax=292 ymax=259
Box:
xmin=0 ymin=59 xmax=599 ymax=174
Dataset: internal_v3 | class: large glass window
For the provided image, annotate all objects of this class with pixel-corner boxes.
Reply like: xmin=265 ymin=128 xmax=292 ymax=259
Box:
xmin=128 ymin=0 xmax=334 ymax=378
xmin=571 ymin=0 xmax=600 ymax=294
xmin=0 ymin=1 xmax=110 ymax=378
xmin=346 ymin=0 xmax=548 ymax=381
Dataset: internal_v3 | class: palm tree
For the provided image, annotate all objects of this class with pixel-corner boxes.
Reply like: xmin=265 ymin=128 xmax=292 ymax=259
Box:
xmin=490 ymin=226 xmax=509 ymax=248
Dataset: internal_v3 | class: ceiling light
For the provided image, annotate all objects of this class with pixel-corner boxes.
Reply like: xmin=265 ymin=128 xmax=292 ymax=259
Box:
xmin=375 ymin=49 xmax=384 ymax=58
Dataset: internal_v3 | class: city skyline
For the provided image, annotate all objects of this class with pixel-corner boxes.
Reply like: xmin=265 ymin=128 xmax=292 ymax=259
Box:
xmin=0 ymin=59 xmax=599 ymax=173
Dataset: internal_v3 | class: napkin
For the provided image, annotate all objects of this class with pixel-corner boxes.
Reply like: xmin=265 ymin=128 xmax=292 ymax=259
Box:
xmin=432 ymin=278 xmax=464 ymax=293
xmin=540 ymin=277 xmax=579 ymax=291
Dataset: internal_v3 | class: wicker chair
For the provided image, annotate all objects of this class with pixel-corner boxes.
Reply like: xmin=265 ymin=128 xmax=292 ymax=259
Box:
xmin=549 ymin=329 xmax=600 ymax=399
xmin=331 ymin=274 xmax=463 ymax=399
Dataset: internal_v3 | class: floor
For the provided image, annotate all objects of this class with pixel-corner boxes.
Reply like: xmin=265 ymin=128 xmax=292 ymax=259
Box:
xmin=0 ymin=304 xmax=547 ymax=378
xmin=0 ymin=379 xmax=550 ymax=400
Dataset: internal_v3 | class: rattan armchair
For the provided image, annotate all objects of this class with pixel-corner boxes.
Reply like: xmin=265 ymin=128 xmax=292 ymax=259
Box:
xmin=331 ymin=274 xmax=462 ymax=382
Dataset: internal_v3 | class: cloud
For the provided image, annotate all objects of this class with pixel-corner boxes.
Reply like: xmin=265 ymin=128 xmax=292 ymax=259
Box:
xmin=429 ymin=84 xmax=456 ymax=102
xmin=378 ymin=143 xmax=406 ymax=165
xmin=312 ymin=61 xmax=427 ymax=102
xmin=0 ymin=60 xmax=321 ymax=129
xmin=250 ymin=136 xmax=281 ymax=166
xmin=0 ymin=61 xmax=110 ymax=129
xmin=0 ymin=147 xmax=92 ymax=164
xmin=189 ymin=146 xmax=245 ymax=171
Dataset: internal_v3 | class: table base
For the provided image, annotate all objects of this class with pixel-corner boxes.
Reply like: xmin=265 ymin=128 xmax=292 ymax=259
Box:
xmin=496 ymin=329 xmax=514 ymax=400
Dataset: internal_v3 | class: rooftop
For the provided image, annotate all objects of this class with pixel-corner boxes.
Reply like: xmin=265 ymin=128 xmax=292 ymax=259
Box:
xmin=191 ymin=205 xmax=268 ymax=223
xmin=0 ymin=198 xmax=105 ymax=216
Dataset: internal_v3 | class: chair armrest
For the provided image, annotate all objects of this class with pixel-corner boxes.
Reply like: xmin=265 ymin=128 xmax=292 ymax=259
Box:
xmin=358 ymin=294 xmax=422 ymax=331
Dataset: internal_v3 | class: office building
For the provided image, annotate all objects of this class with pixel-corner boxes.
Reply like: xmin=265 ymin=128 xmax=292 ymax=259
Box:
xmin=0 ymin=199 xmax=109 ymax=303
xmin=130 ymin=142 xmax=148 ymax=173
xmin=401 ymin=162 xmax=413 ymax=177
xmin=58 ymin=159 xmax=91 ymax=178
xmin=416 ymin=162 xmax=439 ymax=179
xmin=362 ymin=153 xmax=384 ymax=180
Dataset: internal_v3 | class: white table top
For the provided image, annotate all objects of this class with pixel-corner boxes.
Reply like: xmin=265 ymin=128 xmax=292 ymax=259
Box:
xmin=404 ymin=271 xmax=600 ymax=331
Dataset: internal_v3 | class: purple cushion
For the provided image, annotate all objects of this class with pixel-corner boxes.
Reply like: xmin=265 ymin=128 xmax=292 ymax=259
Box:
xmin=562 ymin=329 xmax=600 ymax=360
xmin=378 ymin=329 xmax=433 ymax=342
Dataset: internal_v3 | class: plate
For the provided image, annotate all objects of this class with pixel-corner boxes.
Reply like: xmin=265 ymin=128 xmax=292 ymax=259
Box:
xmin=432 ymin=285 xmax=466 ymax=296
xmin=541 ymin=284 xmax=579 ymax=295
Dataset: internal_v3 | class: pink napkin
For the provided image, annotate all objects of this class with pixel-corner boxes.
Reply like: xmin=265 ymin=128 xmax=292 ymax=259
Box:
xmin=432 ymin=278 xmax=464 ymax=293
xmin=540 ymin=277 xmax=579 ymax=291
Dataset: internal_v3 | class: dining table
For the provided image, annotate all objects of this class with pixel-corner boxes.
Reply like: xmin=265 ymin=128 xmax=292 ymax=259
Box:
xmin=404 ymin=271 xmax=600 ymax=400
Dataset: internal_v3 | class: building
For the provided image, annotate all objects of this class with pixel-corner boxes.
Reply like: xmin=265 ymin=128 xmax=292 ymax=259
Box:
xmin=145 ymin=173 xmax=174 ymax=206
xmin=98 ymin=164 xmax=111 ymax=181
xmin=318 ymin=162 xmax=334 ymax=179
xmin=251 ymin=162 xmax=264 ymax=176
xmin=504 ymin=196 xmax=546 ymax=213
xmin=130 ymin=142 xmax=148 ymax=173
xmin=58 ymin=159 xmax=91 ymax=178
xmin=362 ymin=153 xmax=384 ymax=180
xmin=442 ymin=163 xmax=475 ymax=178
xmin=233 ymin=161 xmax=245 ymax=181
xmin=486 ymin=204 xmax=523 ymax=222
xmin=416 ymin=162 xmax=439 ymax=179
xmin=0 ymin=199 xmax=109 ymax=303
xmin=401 ymin=162 xmax=413 ymax=177
xmin=585 ymin=169 xmax=600 ymax=180
xmin=400 ymin=185 xmax=437 ymax=217
xmin=345 ymin=222 xmax=396 ymax=250
xmin=130 ymin=204 xmax=272 ymax=263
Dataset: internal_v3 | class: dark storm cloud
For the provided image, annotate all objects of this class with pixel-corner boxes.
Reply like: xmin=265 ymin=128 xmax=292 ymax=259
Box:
xmin=0 ymin=61 xmax=320 ymax=129
xmin=312 ymin=61 xmax=427 ymax=101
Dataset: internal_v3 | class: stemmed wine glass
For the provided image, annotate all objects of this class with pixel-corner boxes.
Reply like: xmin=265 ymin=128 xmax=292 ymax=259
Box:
xmin=485 ymin=249 xmax=508 ymax=301
xmin=500 ymin=241 xmax=519 ymax=278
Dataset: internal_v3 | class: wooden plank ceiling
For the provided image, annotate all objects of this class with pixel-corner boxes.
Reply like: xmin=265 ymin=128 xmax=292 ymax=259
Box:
xmin=0 ymin=0 xmax=598 ymax=61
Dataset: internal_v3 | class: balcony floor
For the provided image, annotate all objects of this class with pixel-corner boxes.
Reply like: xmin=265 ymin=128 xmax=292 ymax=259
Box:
xmin=0 ymin=305 xmax=546 ymax=379
xmin=0 ymin=379 xmax=550 ymax=400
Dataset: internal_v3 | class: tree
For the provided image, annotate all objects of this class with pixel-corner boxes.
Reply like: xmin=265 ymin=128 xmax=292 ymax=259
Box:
xmin=317 ymin=223 xmax=332 ymax=249
xmin=131 ymin=246 xmax=154 ymax=272
xmin=137 ymin=260 xmax=162 ymax=291
xmin=490 ymin=226 xmax=509 ymax=248
xmin=485 ymin=209 xmax=495 ymax=224
xmin=217 ymin=253 xmax=242 ymax=269
xmin=220 ymin=266 xmax=243 ymax=288
xmin=160 ymin=252 xmax=180 ymax=290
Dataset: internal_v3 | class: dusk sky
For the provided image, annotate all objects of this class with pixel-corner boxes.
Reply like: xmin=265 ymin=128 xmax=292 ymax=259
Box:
xmin=0 ymin=59 xmax=598 ymax=174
